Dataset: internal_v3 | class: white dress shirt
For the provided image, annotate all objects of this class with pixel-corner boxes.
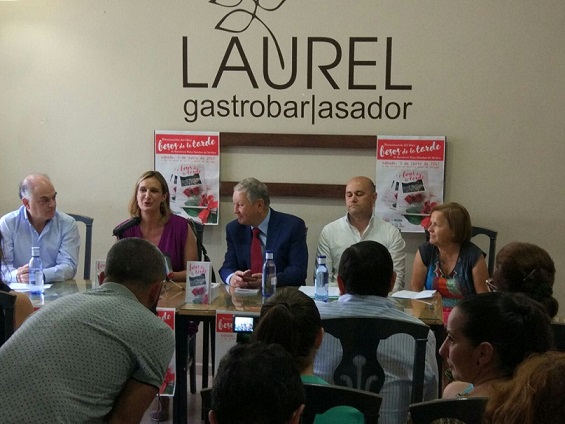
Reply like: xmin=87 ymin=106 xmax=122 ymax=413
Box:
xmin=317 ymin=214 xmax=406 ymax=291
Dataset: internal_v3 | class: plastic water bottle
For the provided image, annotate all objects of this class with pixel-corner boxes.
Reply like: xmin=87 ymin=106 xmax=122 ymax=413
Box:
xmin=315 ymin=255 xmax=329 ymax=302
xmin=29 ymin=246 xmax=44 ymax=294
xmin=262 ymin=250 xmax=277 ymax=298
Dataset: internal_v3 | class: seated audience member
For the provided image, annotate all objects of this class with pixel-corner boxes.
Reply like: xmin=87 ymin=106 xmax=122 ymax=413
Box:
xmin=314 ymin=241 xmax=438 ymax=424
xmin=219 ymin=177 xmax=308 ymax=288
xmin=441 ymin=292 xmax=553 ymax=398
xmin=317 ymin=176 xmax=406 ymax=291
xmin=0 ymin=173 xmax=80 ymax=283
xmin=411 ymin=202 xmax=489 ymax=322
xmin=0 ymin=231 xmax=34 ymax=340
xmin=0 ymin=238 xmax=175 ymax=423
xmin=490 ymin=241 xmax=558 ymax=318
xmin=254 ymin=287 xmax=363 ymax=424
xmin=209 ymin=342 xmax=305 ymax=424
xmin=483 ymin=351 xmax=565 ymax=424
xmin=118 ymin=170 xmax=198 ymax=282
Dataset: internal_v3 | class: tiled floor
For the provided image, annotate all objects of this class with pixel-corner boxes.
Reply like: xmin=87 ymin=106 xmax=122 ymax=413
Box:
xmin=141 ymin=373 xmax=204 ymax=424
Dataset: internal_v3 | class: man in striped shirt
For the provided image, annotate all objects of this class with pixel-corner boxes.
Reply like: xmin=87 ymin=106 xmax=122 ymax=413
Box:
xmin=314 ymin=241 xmax=438 ymax=424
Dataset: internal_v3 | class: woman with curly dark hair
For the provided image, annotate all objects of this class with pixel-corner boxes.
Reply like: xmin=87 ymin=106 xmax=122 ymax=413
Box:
xmin=490 ymin=241 xmax=558 ymax=318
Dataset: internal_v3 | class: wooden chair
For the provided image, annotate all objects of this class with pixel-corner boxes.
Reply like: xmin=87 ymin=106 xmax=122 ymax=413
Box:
xmin=409 ymin=397 xmax=488 ymax=424
xmin=471 ymin=226 xmax=498 ymax=276
xmin=551 ymin=322 xmax=565 ymax=351
xmin=321 ymin=317 xmax=429 ymax=403
xmin=0 ymin=291 xmax=17 ymax=347
xmin=301 ymin=383 xmax=382 ymax=424
xmin=68 ymin=213 xmax=94 ymax=280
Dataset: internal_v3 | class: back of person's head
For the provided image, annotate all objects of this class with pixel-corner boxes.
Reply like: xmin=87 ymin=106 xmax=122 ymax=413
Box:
xmin=484 ymin=351 xmax=565 ymax=424
xmin=128 ymin=170 xmax=171 ymax=218
xmin=455 ymin=292 xmax=553 ymax=377
xmin=430 ymin=202 xmax=472 ymax=243
xmin=234 ymin=177 xmax=270 ymax=206
xmin=254 ymin=287 xmax=322 ymax=371
xmin=338 ymin=241 xmax=393 ymax=296
xmin=210 ymin=342 xmax=305 ymax=424
xmin=493 ymin=241 xmax=558 ymax=318
xmin=104 ymin=238 xmax=166 ymax=288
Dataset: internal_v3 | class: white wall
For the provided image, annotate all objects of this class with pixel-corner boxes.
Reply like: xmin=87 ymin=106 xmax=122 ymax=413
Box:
xmin=1 ymin=1 xmax=564 ymax=307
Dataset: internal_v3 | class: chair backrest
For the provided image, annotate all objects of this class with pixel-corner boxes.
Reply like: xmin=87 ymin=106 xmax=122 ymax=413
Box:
xmin=471 ymin=226 xmax=498 ymax=276
xmin=551 ymin=322 xmax=565 ymax=351
xmin=68 ymin=214 xmax=94 ymax=280
xmin=321 ymin=317 xmax=429 ymax=403
xmin=301 ymin=382 xmax=382 ymax=424
xmin=0 ymin=291 xmax=17 ymax=347
xmin=409 ymin=397 xmax=488 ymax=424
xmin=201 ymin=383 xmax=382 ymax=424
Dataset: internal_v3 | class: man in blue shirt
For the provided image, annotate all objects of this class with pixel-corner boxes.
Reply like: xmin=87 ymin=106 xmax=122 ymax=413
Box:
xmin=0 ymin=173 xmax=80 ymax=283
xmin=314 ymin=241 xmax=438 ymax=424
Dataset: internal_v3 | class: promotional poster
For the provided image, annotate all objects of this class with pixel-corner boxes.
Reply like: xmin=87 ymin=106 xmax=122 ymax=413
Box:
xmin=376 ymin=136 xmax=446 ymax=232
xmin=155 ymin=131 xmax=220 ymax=225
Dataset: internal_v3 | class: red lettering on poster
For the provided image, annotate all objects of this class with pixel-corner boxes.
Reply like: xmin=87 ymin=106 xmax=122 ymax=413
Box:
xmin=157 ymin=308 xmax=175 ymax=331
xmin=216 ymin=313 xmax=234 ymax=333
xmin=155 ymin=134 xmax=219 ymax=156
xmin=377 ymin=139 xmax=445 ymax=161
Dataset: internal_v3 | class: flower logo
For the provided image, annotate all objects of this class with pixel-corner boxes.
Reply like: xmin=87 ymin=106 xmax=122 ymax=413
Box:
xmin=210 ymin=0 xmax=289 ymax=69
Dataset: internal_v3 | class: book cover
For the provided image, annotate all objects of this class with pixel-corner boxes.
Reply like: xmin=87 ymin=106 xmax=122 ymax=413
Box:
xmin=186 ymin=261 xmax=211 ymax=304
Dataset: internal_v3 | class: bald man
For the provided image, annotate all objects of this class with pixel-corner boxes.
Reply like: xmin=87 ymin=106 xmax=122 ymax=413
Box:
xmin=0 ymin=173 xmax=80 ymax=284
xmin=317 ymin=176 xmax=406 ymax=292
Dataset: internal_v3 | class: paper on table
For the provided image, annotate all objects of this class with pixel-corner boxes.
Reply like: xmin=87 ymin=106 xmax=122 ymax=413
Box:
xmin=299 ymin=285 xmax=341 ymax=299
xmin=10 ymin=283 xmax=53 ymax=292
xmin=391 ymin=290 xmax=436 ymax=299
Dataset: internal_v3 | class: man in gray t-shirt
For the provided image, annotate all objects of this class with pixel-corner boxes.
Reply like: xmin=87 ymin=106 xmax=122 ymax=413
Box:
xmin=0 ymin=238 xmax=175 ymax=424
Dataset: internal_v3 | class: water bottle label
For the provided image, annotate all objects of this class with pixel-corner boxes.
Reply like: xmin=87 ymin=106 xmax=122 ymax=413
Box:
xmin=262 ymin=276 xmax=277 ymax=297
xmin=315 ymin=266 xmax=329 ymax=302
xmin=30 ymin=270 xmax=44 ymax=293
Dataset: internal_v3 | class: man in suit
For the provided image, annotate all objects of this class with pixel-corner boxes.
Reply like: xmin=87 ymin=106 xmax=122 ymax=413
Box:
xmin=219 ymin=177 xmax=308 ymax=287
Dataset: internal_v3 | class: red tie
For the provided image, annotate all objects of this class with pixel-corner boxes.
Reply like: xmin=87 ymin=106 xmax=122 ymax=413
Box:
xmin=250 ymin=227 xmax=263 ymax=274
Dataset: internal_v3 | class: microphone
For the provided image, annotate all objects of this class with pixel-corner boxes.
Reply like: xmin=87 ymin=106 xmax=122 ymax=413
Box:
xmin=112 ymin=216 xmax=141 ymax=239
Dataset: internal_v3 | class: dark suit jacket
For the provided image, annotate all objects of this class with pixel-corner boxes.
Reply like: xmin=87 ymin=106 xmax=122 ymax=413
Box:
xmin=219 ymin=209 xmax=308 ymax=287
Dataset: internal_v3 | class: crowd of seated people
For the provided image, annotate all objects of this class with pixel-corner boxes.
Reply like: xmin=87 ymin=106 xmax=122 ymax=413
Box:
xmin=2 ymin=172 xmax=562 ymax=422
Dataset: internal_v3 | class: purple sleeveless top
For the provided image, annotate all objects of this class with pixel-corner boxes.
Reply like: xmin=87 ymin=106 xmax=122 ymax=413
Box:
xmin=121 ymin=214 xmax=189 ymax=272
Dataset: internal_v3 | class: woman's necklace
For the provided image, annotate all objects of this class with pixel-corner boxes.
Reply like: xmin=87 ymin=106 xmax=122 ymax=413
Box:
xmin=439 ymin=252 xmax=453 ymax=277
